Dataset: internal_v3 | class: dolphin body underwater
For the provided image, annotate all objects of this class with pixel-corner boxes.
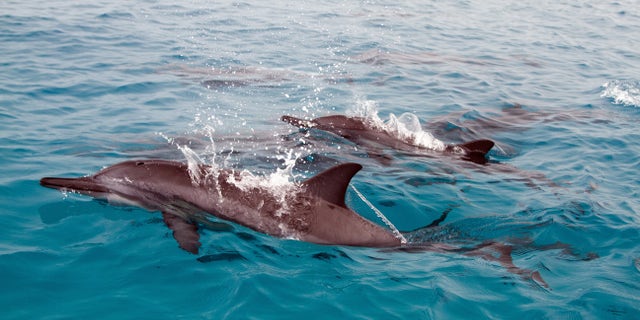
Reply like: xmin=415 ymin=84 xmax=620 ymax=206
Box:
xmin=281 ymin=115 xmax=495 ymax=164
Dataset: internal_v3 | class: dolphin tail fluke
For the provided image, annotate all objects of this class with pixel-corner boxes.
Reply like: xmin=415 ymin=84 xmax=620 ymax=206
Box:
xmin=162 ymin=212 xmax=201 ymax=254
xmin=40 ymin=176 xmax=109 ymax=193
xmin=281 ymin=115 xmax=315 ymax=128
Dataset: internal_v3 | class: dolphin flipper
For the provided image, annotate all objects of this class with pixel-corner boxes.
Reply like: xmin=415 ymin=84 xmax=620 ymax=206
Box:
xmin=162 ymin=212 xmax=201 ymax=254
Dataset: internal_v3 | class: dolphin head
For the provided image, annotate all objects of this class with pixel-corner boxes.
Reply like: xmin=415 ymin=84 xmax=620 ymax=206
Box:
xmin=40 ymin=160 xmax=203 ymax=206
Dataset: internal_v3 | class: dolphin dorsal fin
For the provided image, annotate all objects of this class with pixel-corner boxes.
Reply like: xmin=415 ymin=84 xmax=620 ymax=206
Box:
xmin=458 ymin=139 xmax=495 ymax=155
xmin=302 ymin=163 xmax=363 ymax=208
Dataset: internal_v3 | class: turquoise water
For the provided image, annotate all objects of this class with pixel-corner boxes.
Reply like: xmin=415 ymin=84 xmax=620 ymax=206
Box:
xmin=2 ymin=0 xmax=640 ymax=318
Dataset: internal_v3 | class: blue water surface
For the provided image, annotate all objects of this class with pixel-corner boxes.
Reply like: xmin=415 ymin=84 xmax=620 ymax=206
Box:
xmin=1 ymin=0 xmax=640 ymax=319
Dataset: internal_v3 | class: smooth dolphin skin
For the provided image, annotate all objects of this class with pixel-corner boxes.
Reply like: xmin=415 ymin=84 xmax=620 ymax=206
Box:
xmin=281 ymin=115 xmax=494 ymax=164
xmin=40 ymin=160 xmax=402 ymax=254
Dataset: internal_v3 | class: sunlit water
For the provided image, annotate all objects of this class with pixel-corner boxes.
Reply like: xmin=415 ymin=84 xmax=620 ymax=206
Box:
xmin=1 ymin=0 xmax=639 ymax=318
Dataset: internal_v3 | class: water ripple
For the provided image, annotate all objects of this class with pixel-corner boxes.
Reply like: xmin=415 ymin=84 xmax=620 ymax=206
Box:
xmin=601 ymin=80 xmax=640 ymax=107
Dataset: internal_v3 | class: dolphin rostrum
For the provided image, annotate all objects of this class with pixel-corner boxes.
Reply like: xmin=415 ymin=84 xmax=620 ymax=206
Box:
xmin=40 ymin=160 xmax=402 ymax=253
xmin=282 ymin=114 xmax=494 ymax=164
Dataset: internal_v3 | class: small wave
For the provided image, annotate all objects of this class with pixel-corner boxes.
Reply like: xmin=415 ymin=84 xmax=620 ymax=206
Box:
xmin=348 ymin=99 xmax=447 ymax=151
xmin=601 ymin=80 xmax=640 ymax=107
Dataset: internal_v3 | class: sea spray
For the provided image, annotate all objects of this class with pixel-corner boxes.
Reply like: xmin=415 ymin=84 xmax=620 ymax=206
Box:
xmin=164 ymin=111 xmax=307 ymax=218
xmin=348 ymin=99 xmax=447 ymax=151
xmin=386 ymin=113 xmax=447 ymax=151
xmin=601 ymin=80 xmax=640 ymax=107
xmin=223 ymin=148 xmax=303 ymax=217
xmin=157 ymin=132 xmax=212 ymax=186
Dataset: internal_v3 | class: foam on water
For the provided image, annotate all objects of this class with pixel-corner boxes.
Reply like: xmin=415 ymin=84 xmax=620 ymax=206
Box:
xmin=222 ymin=148 xmax=303 ymax=217
xmin=348 ymin=99 xmax=447 ymax=151
xmin=601 ymin=80 xmax=640 ymax=107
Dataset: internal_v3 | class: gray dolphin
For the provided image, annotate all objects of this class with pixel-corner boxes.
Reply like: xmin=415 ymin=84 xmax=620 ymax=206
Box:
xmin=40 ymin=159 xmax=570 ymax=287
xmin=282 ymin=115 xmax=494 ymax=164
xmin=40 ymin=160 xmax=402 ymax=254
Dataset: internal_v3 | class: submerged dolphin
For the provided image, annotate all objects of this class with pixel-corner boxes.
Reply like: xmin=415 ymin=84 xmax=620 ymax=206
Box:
xmin=40 ymin=160 xmax=402 ymax=253
xmin=282 ymin=115 xmax=494 ymax=164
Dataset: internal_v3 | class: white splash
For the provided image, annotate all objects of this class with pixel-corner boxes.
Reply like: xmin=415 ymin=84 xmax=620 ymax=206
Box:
xmin=223 ymin=149 xmax=302 ymax=217
xmin=601 ymin=80 xmax=640 ymax=107
xmin=348 ymin=99 xmax=447 ymax=151
xmin=157 ymin=132 xmax=211 ymax=185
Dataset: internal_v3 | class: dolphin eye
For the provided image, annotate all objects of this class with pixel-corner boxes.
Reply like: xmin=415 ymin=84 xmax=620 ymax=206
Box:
xmin=136 ymin=161 xmax=145 ymax=166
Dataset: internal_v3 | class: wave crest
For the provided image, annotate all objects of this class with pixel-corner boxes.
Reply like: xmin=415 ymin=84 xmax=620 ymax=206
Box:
xmin=601 ymin=80 xmax=640 ymax=107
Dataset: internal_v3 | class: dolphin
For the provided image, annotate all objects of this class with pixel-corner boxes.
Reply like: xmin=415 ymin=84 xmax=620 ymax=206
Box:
xmin=40 ymin=159 xmax=569 ymax=287
xmin=40 ymin=160 xmax=402 ymax=254
xmin=281 ymin=115 xmax=494 ymax=164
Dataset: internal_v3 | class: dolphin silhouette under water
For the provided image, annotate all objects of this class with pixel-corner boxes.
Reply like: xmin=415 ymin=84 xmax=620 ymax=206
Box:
xmin=281 ymin=115 xmax=495 ymax=164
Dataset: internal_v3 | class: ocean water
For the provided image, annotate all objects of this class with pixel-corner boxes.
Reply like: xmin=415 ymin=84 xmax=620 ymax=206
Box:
xmin=1 ymin=0 xmax=639 ymax=318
